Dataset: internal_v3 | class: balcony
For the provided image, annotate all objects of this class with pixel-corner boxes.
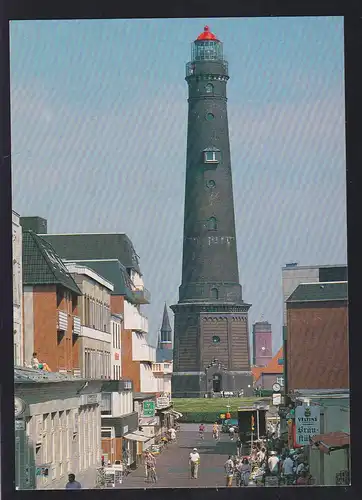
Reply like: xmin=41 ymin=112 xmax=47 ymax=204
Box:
xmin=132 ymin=286 xmax=151 ymax=305
xmin=57 ymin=311 xmax=68 ymax=332
xmin=73 ymin=316 xmax=81 ymax=335
xmin=124 ymin=309 xmax=148 ymax=333
xmin=132 ymin=334 xmax=156 ymax=362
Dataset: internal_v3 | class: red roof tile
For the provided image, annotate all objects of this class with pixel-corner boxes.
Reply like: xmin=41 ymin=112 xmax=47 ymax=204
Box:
xmin=252 ymin=347 xmax=283 ymax=383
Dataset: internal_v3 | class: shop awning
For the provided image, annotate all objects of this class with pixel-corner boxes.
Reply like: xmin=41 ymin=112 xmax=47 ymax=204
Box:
xmin=124 ymin=432 xmax=150 ymax=443
xmin=310 ymin=432 xmax=350 ymax=454
xmin=170 ymin=410 xmax=183 ymax=418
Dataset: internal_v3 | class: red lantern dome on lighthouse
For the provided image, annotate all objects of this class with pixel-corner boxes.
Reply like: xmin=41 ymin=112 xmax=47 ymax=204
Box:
xmin=196 ymin=25 xmax=219 ymax=42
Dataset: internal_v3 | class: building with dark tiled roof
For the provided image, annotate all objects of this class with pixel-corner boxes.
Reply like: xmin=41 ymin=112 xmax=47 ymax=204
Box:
xmin=285 ymin=281 xmax=348 ymax=393
xmin=22 ymin=230 xmax=82 ymax=373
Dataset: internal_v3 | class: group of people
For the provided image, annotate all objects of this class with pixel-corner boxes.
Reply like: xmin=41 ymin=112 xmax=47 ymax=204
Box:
xmin=224 ymin=455 xmax=251 ymax=487
xmin=198 ymin=422 xmax=221 ymax=441
xmin=249 ymin=438 xmax=312 ymax=486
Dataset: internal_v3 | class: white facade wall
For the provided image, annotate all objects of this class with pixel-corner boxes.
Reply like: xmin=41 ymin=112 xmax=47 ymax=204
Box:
xmin=13 ymin=211 xmax=23 ymax=366
xmin=282 ymin=266 xmax=319 ymax=325
xmin=152 ymin=362 xmax=173 ymax=395
xmin=20 ymin=395 xmax=101 ymax=489
xmin=110 ymin=316 xmax=122 ymax=380
xmin=132 ymin=332 xmax=156 ymax=363
xmin=140 ymin=363 xmax=157 ymax=393
xmin=123 ymin=300 xmax=148 ymax=333
xmin=111 ymin=391 xmax=133 ymax=416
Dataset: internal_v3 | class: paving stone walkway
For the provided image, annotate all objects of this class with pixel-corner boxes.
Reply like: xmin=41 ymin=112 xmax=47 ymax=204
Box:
xmin=118 ymin=423 xmax=240 ymax=489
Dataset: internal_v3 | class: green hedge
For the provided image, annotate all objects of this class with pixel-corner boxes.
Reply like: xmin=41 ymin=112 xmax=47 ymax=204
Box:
xmin=178 ymin=411 xmax=238 ymax=423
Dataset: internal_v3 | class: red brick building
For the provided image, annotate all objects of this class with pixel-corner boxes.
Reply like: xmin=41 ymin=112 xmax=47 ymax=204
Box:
xmin=285 ymin=281 xmax=349 ymax=392
xmin=22 ymin=231 xmax=82 ymax=373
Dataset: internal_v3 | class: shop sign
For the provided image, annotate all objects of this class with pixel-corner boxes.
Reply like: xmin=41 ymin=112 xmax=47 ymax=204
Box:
xmin=143 ymin=401 xmax=156 ymax=417
xmin=295 ymin=404 xmax=320 ymax=445
xmin=220 ymin=413 xmax=226 ymax=419
xmin=115 ymin=353 xmax=120 ymax=360
xmin=156 ymin=396 xmax=170 ymax=409
xmin=272 ymin=393 xmax=282 ymax=406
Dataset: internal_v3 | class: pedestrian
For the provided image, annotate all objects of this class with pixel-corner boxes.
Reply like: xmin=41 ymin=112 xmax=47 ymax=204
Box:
xmin=65 ymin=473 xmax=81 ymax=489
xmin=212 ymin=422 xmax=220 ymax=440
xmin=236 ymin=436 xmax=242 ymax=457
xmin=170 ymin=427 xmax=176 ymax=442
xmin=235 ymin=458 xmax=242 ymax=486
xmin=229 ymin=425 xmax=235 ymax=441
xmin=224 ymin=456 xmax=234 ymax=487
xmin=239 ymin=457 xmax=251 ymax=486
xmin=257 ymin=447 xmax=266 ymax=465
xmin=189 ymin=448 xmax=200 ymax=479
xmin=267 ymin=451 xmax=279 ymax=476
xmin=101 ymin=455 xmax=105 ymax=467
xmin=145 ymin=450 xmax=157 ymax=483
xmin=282 ymin=453 xmax=295 ymax=485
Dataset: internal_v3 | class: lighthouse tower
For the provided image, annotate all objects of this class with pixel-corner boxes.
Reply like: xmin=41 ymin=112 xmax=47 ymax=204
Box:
xmin=171 ymin=26 xmax=253 ymax=398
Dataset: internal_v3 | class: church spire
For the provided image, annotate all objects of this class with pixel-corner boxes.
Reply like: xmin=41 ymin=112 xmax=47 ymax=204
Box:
xmin=159 ymin=303 xmax=172 ymax=349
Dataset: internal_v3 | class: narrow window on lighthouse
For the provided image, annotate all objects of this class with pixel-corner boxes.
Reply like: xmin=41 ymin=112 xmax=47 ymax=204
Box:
xmin=205 ymin=151 xmax=217 ymax=162
xmin=205 ymin=83 xmax=214 ymax=93
xmin=211 ymin=288 xmax=219 ymax=300
xmin=207 ymin=217 xmax=217 ymax=231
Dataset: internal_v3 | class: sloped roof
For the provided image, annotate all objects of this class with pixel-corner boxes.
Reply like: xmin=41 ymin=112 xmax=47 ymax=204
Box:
xmin=252 ymin=346 xmax=284 ymax=383
xmin=41 ymin=233 xmax=141 ymax=274
xmin=65 ymin=259 xmax=134 ymax=301
xmin=161 ymin=303 xmax=172 ymax=333
xmin=22 ymin=231 xmax=82 ymax=295
xmin=287 ymin=282 xmax=348 ymax=304
xmin=310 ymin=432 xmax=350 ymax=454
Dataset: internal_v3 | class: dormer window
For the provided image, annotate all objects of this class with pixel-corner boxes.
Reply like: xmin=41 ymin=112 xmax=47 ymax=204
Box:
xmin=203 ymin=147 xmax=220 ymax=164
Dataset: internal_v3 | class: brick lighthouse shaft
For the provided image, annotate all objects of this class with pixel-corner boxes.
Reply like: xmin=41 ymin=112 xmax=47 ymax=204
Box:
xmin=171 ymin=27 xmax=253 ymax=398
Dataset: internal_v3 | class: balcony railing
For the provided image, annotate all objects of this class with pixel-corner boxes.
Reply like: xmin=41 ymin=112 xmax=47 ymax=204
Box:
xmin=73 ymin=316 xmax=81 ymax=335
xmin=57 ymin=311 xmax=68 ymax=332
xmin=132 ymin=286 xmax=151 ymax=304
xmin=124 ymin=312 xmax=148 ymax=333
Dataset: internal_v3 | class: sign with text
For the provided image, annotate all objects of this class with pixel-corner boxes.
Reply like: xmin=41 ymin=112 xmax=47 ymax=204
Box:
xmin=143 ymin=401 xmax=156 ymax=417
xmin=295 ymin=404 xmax=320 ymax=445
xmin=272 ymin=393 xmax=282 ymax=406
xmin=156 ymin=396 xmax=170 ymax=409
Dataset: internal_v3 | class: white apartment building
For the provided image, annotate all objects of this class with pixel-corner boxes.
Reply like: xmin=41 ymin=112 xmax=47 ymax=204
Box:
xmin=13 ymin=211 xmax=23 ymax=366
xmin=100 ymin=379 xmax=140 ymax=465
xmin=14 ymin=367 xmax=103 ymax=490
xmin=123 ymin=299 xmax=157 ymax=393
xmin=152 ymin=361 xmax=173 ymax=396
xmin=111 ymin=314 xmax=122 ymax=380
xmin=66 ymin=263 xmax=113 ymax=379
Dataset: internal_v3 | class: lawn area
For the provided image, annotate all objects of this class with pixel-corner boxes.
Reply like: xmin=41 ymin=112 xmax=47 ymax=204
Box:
xmin=172 ymin=397 xmax=263 ymax=413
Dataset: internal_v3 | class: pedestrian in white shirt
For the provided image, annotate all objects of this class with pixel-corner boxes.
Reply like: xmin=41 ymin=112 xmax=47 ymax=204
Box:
xmin=282 ymin=455 xmax=294 ymax=477
xmin=267 ymin=451 xmax=279 ymax=475
xmin=229 ymin=426 xmax=235 ymax=441
xmin=189 ymin=448 xmax=200 ymax=479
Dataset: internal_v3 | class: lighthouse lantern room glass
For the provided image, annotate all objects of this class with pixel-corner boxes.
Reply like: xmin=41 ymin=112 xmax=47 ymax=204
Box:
xmin=191 ymin=26 xmax=224 ymax=62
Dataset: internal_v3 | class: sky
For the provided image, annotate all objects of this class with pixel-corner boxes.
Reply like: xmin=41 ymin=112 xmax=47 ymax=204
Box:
xmin=10 ymin=17 xmax=347 ymax=354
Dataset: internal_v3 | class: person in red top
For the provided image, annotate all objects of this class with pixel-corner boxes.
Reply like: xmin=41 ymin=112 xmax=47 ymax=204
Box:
xmin=199 ymin=423 xmax=205 ymax=439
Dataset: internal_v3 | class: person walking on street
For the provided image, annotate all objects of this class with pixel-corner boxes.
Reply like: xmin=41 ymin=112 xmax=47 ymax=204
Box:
xmin=145 ymin=451 xmax=157 ymax=483
xmin=189 ymin=448 xmax=200 ymax=479
xmin=229 ymin=425 xmax=235 ymax=441
xmin=199 ymin=423 xmax=205 ymax=440
xmin=169 ymin=427 xmax=176 ymax=443
xmin=239 ymin=458 xmax=251 ymax=486
xmin=268 ymin=451 xmax=279 ymax=476
xmin=282 ymin=453 xmax=295 ymax=485
xmin=65 ymin=473 xmax=81 ymax=489
xmin=236 ymin=436 xmax=242 ymax=457
xmin=224 ymin=456 xmax=235 ymax=487
xmin=212 ymin=422 xmax=220 ymax=441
